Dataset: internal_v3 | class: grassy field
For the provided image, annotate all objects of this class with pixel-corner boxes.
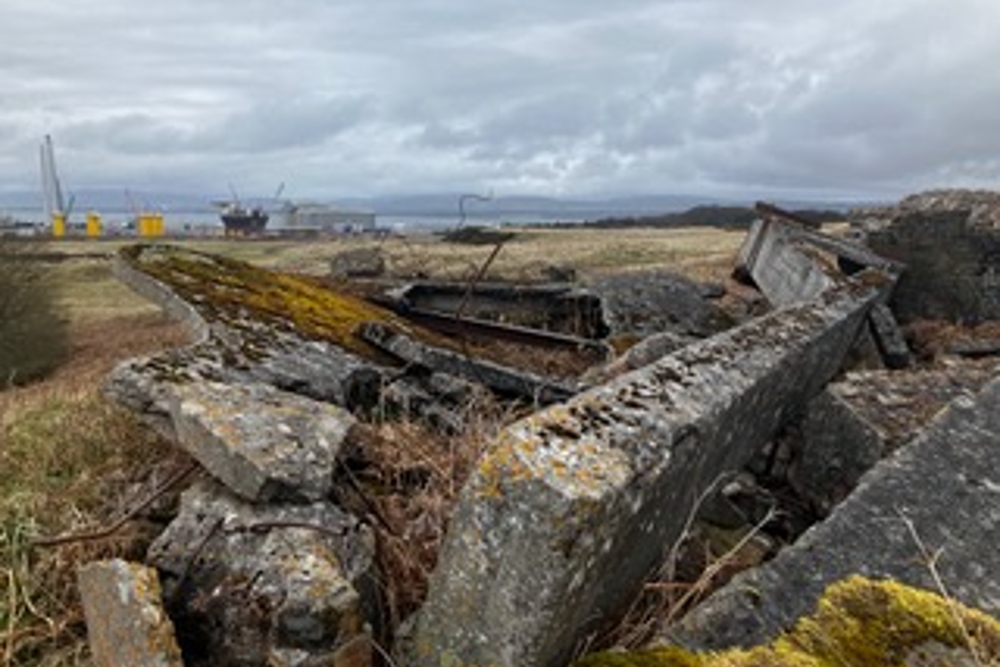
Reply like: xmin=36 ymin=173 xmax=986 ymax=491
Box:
xmin=0 ymin=226 xmax=745 ymax=665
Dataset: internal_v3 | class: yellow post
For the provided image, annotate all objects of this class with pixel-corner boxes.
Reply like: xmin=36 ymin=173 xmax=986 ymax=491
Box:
xmin=154 ymin=213 xmax=165 ymax=237
xmin=86 ymin=211 xmax=102 ymax=238
xmin=51 ymin=213 xmax=66 ymax=238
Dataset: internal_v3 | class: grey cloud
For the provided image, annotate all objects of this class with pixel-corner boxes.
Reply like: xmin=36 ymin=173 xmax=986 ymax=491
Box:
xmin=3 ymin=0 xmax=1000 ymax=199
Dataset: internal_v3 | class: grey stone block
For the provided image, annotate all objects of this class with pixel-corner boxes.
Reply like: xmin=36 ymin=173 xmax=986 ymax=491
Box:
xmin=77 ymin=559 xmax=184 ymax=667
xmin=868 ymin=302 xmax=911 ymax=369
xmin=167 ymin=381 xmax=356 ymax=502
xmin=149 ymin=481 xmax=376 ymax=667
xmin=791 ymin=388 xmax=885 ymax=514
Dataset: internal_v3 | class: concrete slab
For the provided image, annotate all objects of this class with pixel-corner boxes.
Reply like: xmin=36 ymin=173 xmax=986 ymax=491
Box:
xmin=167 ymin=380 xmax=355 ymax=502
xmin=663 ymin=374 xmax=1000 ymax=650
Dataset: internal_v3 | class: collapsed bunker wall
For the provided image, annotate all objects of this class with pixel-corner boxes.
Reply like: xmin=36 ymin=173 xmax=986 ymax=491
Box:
xmin=83 ymin=222 xmax=943 ymax=667
xmin=865 ymin=210 xmax=1000 ymax=324
xmin=410 ymin=272 xmax=888 ymax=667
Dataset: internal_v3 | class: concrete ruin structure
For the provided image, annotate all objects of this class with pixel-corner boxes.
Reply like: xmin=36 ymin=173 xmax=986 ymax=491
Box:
xmin=78 ymin=189 xmax=998 ymax=667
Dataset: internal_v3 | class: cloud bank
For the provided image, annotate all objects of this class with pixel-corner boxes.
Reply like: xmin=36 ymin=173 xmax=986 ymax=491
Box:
xmin=2 ymin=0 xmax=1000 ymax=201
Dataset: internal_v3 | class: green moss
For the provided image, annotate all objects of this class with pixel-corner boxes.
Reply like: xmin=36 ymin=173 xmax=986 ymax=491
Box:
xmin=577 ymin=576 xmax=1000 ymax=667
xmin=575 ymin=645 xmax=705 ymax=667
xmin=120 ymin=243 xmax=446 ymax=362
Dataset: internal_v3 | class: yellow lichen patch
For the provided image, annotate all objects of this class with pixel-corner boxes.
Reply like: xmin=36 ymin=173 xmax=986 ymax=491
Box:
xmin=475 ymin=437 xmax=536 ymax=499
xmin=121 ymin=244 xmax=446 ymax=361
xmin=576 ymin=576 xmax=1000 ymax=667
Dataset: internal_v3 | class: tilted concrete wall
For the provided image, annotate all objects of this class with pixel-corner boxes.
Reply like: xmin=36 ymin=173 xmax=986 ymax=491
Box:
xmin=736 ymin=217 xmax=901 ymax=308
xmin=410 ymin=275 xmax=887 ymax=667
xmin=736 ymin=218 xmax=836 ymax=305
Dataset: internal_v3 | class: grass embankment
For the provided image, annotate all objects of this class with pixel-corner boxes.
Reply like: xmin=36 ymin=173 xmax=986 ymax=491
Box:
xmin=0 ymin=228 xmax=742 ymax=665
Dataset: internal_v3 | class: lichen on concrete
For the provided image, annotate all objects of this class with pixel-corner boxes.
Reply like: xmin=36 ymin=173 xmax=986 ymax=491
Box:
xmin=410 ymin=274 xmax=885 ymax=667
xmin=148 ymin=480 xmax=376 ymax=666
xmin=576 ymin=576 xmax=1000 ymax=667
xmin=167 ymin=380 xmax=356 ymax=501
xmin=77 ymin=559 xmax=184 ymax=667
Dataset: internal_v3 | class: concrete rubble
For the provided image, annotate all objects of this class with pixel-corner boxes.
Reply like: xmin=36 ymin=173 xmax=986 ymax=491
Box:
xmin=76 ymin=189 xmax=999 ymax=667
xmin=663 ymin=375 xmax=1000 ymax=650
xmin=167 ymin=380 xmax=356 ymax=502
xmin=408 ymin=270 xmax=888 ymax=667
xmin=148 ymin=480 xmax=376 ymax=667
xmin=852 ymin=189 xmax=1000 ymax=323
xmin=77 ymin=559 xmax=184 ymax=667
xmin=587 ymin=270 xmax=733 ymax=339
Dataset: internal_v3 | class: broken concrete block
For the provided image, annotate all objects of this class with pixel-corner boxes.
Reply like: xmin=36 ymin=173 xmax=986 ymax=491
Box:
xmin=393 ymin=281 xmax=603 ymax=338
xmin=409 ymin=275 xmax=884 ymax=667
xmin=864 ymin=204 xmax=1000 ymax=323
xmin=868 ymin=302 xmax=911 ymax=369
xmin=791 ymin=365 xmax=997 ymax=515
xmin=358 ymin=321 xmax=576 ymax=404
xmin=791 ymin=389 xmax=884 ymax=514
xmin=736 ymin=216 xmax=901 ymax=307
xmin=149 ymin=481 xmax=376 ymax=667
xmin=735 ymin=218 xmax=836 ymax=304
xmin=167 ymin=381 xmax=356 ymax=502
xmin=77 ymin=559 xmax=184 ymax=667
xmin=663 ymin=374 xmax=1000 ymax=650
xmin=589 ymin=270 xmax=734 ymax=338
xmin=106 ymin=243 xmax=419 ymax=424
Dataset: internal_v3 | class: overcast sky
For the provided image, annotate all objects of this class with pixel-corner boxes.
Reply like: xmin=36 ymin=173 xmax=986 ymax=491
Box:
xmin=3 ymin=0 xmax=1000 ymax=202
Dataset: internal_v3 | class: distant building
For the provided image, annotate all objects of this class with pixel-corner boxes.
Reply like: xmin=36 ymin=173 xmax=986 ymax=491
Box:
xmin=279 ymin=203 xmax=376 ymax=234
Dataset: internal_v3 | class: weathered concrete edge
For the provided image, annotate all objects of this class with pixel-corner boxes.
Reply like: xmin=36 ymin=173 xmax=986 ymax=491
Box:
xmin=359 ymin=320 xmax=577 ymax=403
xmin=112 ymin=253 xmax=210 ymax=343
xmin=663 ymin=372 xmax=1000 ymax=650
xmin=77 ymin=559 xmax=184 ymax=667
xmin=410 ymin=275 xmax=886 ymax=667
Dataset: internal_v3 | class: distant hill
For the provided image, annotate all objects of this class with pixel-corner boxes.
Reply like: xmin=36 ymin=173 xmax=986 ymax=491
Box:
xmin=546 ymin=205 xmax=848 ymax=230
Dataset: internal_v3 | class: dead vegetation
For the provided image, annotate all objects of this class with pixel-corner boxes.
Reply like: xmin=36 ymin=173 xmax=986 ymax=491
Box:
xmin=333 ymin=393 xmax=516 ymax=639
xmin=1 ymin=278 xmax=190 ymax=666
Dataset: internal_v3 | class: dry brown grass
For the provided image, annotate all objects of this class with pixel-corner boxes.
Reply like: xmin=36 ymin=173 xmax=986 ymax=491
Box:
xmin=334 ymin=392 xmax=521 ymax=645
xmin=0 ymin=305 xmax=191 ymax=666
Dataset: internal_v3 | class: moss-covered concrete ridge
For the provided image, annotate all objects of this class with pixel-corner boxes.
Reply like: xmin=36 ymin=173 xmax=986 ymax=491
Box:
xmin=118 ymin=242 xmax=433 ymax=362
xmin=576 ymin=576 xmax=1000 ymax=667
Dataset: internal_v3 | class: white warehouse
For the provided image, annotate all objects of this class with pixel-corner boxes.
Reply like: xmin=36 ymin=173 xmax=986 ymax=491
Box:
xmin=279 ymin=203 xmax=376 ymax=233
